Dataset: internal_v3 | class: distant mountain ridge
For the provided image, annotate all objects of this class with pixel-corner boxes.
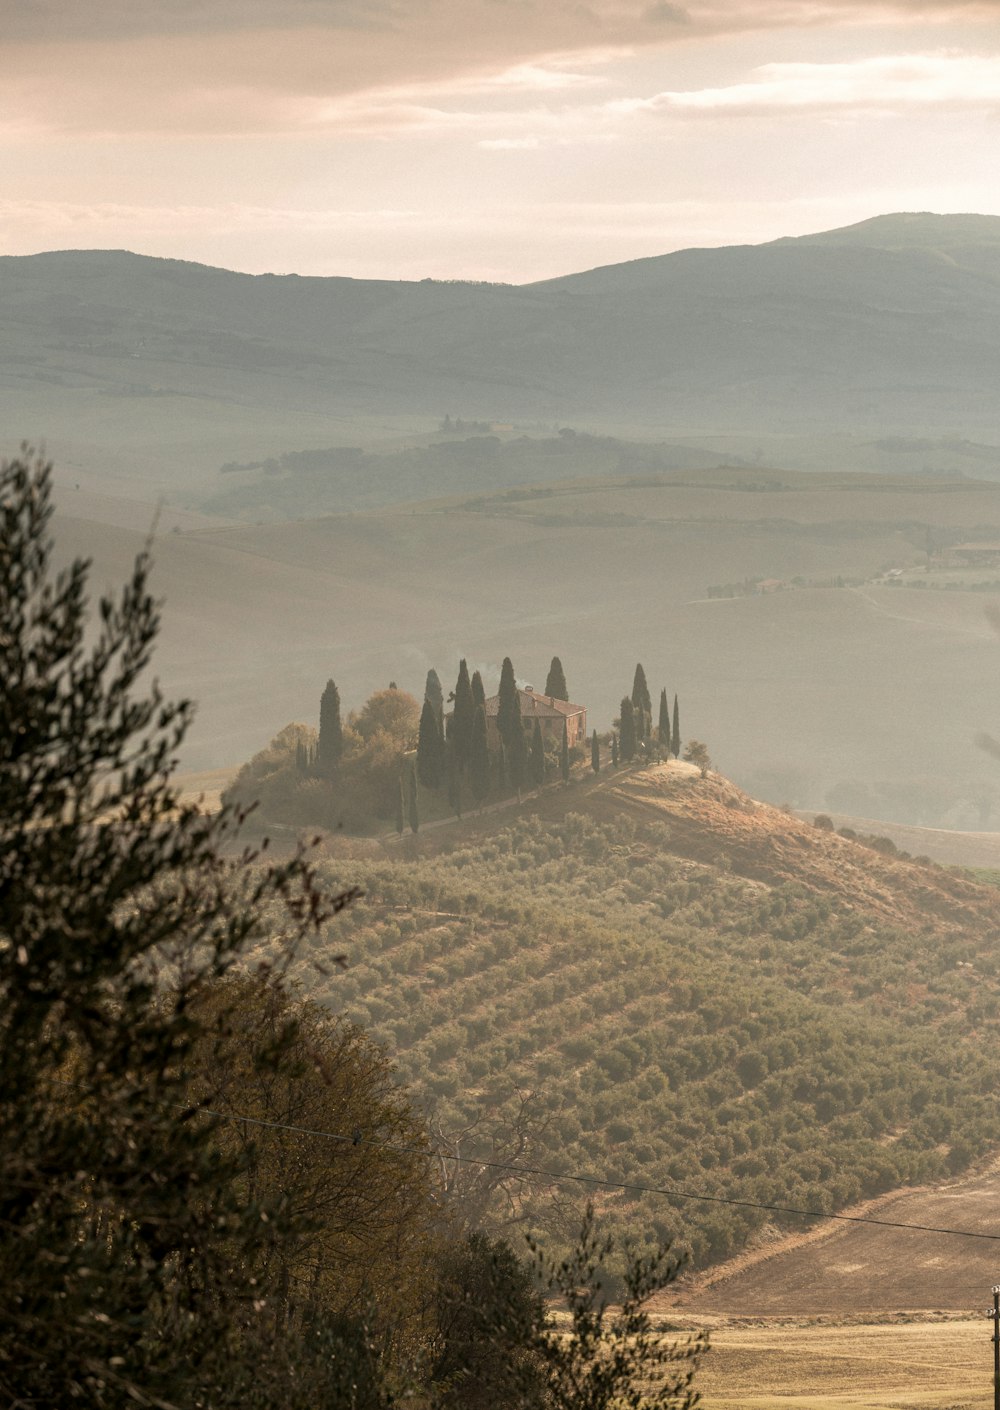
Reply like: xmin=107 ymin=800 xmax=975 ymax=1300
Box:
xmin=3 ymin=213 xmax=1000 ymax=481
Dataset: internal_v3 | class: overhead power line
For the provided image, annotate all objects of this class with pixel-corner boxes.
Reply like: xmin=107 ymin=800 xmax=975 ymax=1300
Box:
xmin=50 ymin=1075 xmax=999 ymax=1243
xmin=189 ymin=1100 xmax=1000 ymax=1245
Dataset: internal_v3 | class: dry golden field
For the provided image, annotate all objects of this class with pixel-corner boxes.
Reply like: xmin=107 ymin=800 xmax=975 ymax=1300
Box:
xmin=690 ymin=1317 xmax=989 ymax=1410
xmin=657 ymin=1153 xmax=1000 ymax=1409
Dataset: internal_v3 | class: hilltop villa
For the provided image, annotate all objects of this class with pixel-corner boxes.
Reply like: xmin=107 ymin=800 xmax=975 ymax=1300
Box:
xmin=483 ymin=686 xmax=587 ymax=749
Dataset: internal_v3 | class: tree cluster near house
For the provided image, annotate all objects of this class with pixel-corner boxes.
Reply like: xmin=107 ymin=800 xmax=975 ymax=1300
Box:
xmin=610 ymin=663 xmax=682 ymax=769
xmin=226 ymin=650 xmax=692 ymax=835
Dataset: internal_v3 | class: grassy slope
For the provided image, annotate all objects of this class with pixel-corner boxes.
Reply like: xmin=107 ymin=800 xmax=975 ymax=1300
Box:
xmin=258 ymin=762 xmax=1000 ymax=1273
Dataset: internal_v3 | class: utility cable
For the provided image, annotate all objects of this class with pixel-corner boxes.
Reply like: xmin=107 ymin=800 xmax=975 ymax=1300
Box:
xmin=188 ymin=1099 xmax=1000 ymax=1244
xmin=49 ymin=1075 xmax=1000 ymax=1242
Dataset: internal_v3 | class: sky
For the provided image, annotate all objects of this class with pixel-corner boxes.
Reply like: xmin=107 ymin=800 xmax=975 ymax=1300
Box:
xmin=3 ymin=0 xmax=999 ymax=282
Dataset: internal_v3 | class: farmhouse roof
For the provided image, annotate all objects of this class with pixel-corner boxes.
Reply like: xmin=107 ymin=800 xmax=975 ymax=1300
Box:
xmin=483 ymin=687 xmax=585 ymax=719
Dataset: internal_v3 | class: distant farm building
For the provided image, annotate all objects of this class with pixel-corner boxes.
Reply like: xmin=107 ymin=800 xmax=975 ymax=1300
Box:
xmin=947 ymin=542 xmax=1000 ymax=568
xmin=484 ymin=687 xmax=587 ymax=749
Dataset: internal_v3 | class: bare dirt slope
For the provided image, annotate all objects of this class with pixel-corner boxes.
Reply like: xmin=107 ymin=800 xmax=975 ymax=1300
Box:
xmin=662 ymin=1160 xmax=1000 ymax=1317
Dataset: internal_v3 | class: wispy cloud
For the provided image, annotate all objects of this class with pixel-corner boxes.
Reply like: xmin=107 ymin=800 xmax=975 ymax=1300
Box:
xmin=5 ymin=1 xmax=1000 ymax=140
xmin=613 ymin=51 xmax=1000 ymax=116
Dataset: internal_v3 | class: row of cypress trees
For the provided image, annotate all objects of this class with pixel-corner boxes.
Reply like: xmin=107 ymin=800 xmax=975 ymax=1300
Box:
xmin=414 ymin=656 xmax=573 ymax=817
xmin=617 ymin=663 xmax=680 ymax=764
xmin=315 ymin=657 xmax=681 ymax=833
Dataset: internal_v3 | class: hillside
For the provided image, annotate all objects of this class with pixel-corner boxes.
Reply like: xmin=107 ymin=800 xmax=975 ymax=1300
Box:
xmin=255 ymin=761 xmax=1000 ymax=1277
xmin=5 ymin=213 xmax=1000 ymax=500
xmin=50 ymin=462 xmax=1000 ymax=832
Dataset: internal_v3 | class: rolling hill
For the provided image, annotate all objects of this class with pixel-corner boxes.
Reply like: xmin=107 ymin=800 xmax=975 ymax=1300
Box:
xmin=249 ymin=760 xmax=1000 ymax=1284
xmin=49 ymin=462 xmax=1000 ymax=831
xmin=5 ymin=212 xmax=1000 ymax=501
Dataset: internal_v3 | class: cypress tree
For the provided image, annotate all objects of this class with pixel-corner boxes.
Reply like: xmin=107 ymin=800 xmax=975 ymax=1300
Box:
xmin=672 ymin=695 xmax=681 ymax=759
xmin=531 ymin=720 xmax=545 ymax=787
xmin=407 ymin=765 xmax=419 ymax=833
xmin=560 ymin=720 xmax=569 ymax=784
xmin=631 ymin=664 xmax=650 ymax=742
xmin=417 ymin=698 xmax=444 ymax=788
xmin=396 ymin=776 xmax=405 ymax=835
xmin=424 ymin=668 xmax=444 ymax=725
xmin=658 ymin=688 xmax=670 ymax=751
xmin=496 ymin=656 xmax=521 ymax=754
xmin=446 ymin=739 xmax=462 ymax=818
xmin=612 ymin=733 xmax=619 ymax=767
xmin=619 ymin=698 xmax=636 ymax=762
xmin=591 ymin=729 xmax=600 ymax=774
xmin=470 ymin=704 xmax=491 ymax=807
xmin=509 ymin=725 xmax=528 ymax=798
xmin=451 ymin=660 xmax=474 ymax=772
xmin=544 ymin=656 xmax=568 ymax=701
xmin=295 ymin=739 xmax=307 ymax=773
xmin=318 ymin=679 xmax=343 ymax=776
xmin=471 ymin=669 xmax=486 ymax=712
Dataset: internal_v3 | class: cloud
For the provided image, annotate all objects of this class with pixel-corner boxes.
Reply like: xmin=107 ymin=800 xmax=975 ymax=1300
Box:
xmin=479 ymin=137 xmax=544 ymax=150
xmin=8 ymin=2 xmax=1000 ymax=140
xmin=1 ymin=0 xmax=389 ymax=43
xmin=614 ymin=51 xmax=1000 ymax=116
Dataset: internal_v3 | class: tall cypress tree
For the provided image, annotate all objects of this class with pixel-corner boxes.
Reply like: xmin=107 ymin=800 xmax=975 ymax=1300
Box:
xmin=507 ymin=727 xmax=527 ymax=798
xmin=560 ymin=720 xmax=570 ymax=783
xmin=407 ymin=765 xmax=419 ymax=833
xmin=396 ymin=776 xmax=405 ymax=836
xmin=658 ymin=689 xmax=670 ymax=749
xmin=424 ymin=668 xmax=444 ymax=725
xmin=318 ymin=679 xmax=343 ymax=777
xmin=544 ymin=656 xmax=568 ymax=701
xmin=619 ymin=698 xmax=637 ymax=762
xmin=451 ymin=660 xmax=474 ymax=772
xmin=672 ymin=695 xmax=681 ymax=759
xmin=531 ymin=720 xmax=545 ymax=787
xmin=446 ymin=739 xmax=462 ymax=818
xmin=631 ymin=664 xmax=651 ymax=742
xmin=471 ymin=669 xmax=486 ymax=712
xmin=591 ymin=729 xmax=600 ymax=774
xmin=495 ymin=742 xmax=507 ymax=796
xmin=417 ymin=698 xmax=444 ymax=788
xmin=470 ymin=704 xmax=491 ymax=806
xmin=611 ymin=733 xmax=619 ymax=767
xmin=496 ymin=656 xmax=521 ymax=754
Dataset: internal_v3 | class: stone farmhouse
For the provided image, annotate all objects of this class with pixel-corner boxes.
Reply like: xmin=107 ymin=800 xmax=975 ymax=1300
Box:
xmin=483 ymin=686 xmax=587 ymax=750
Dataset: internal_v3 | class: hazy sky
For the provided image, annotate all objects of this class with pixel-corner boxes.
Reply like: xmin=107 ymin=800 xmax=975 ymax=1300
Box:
xmin=3 ymin=0 xmax=999 ymax=281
